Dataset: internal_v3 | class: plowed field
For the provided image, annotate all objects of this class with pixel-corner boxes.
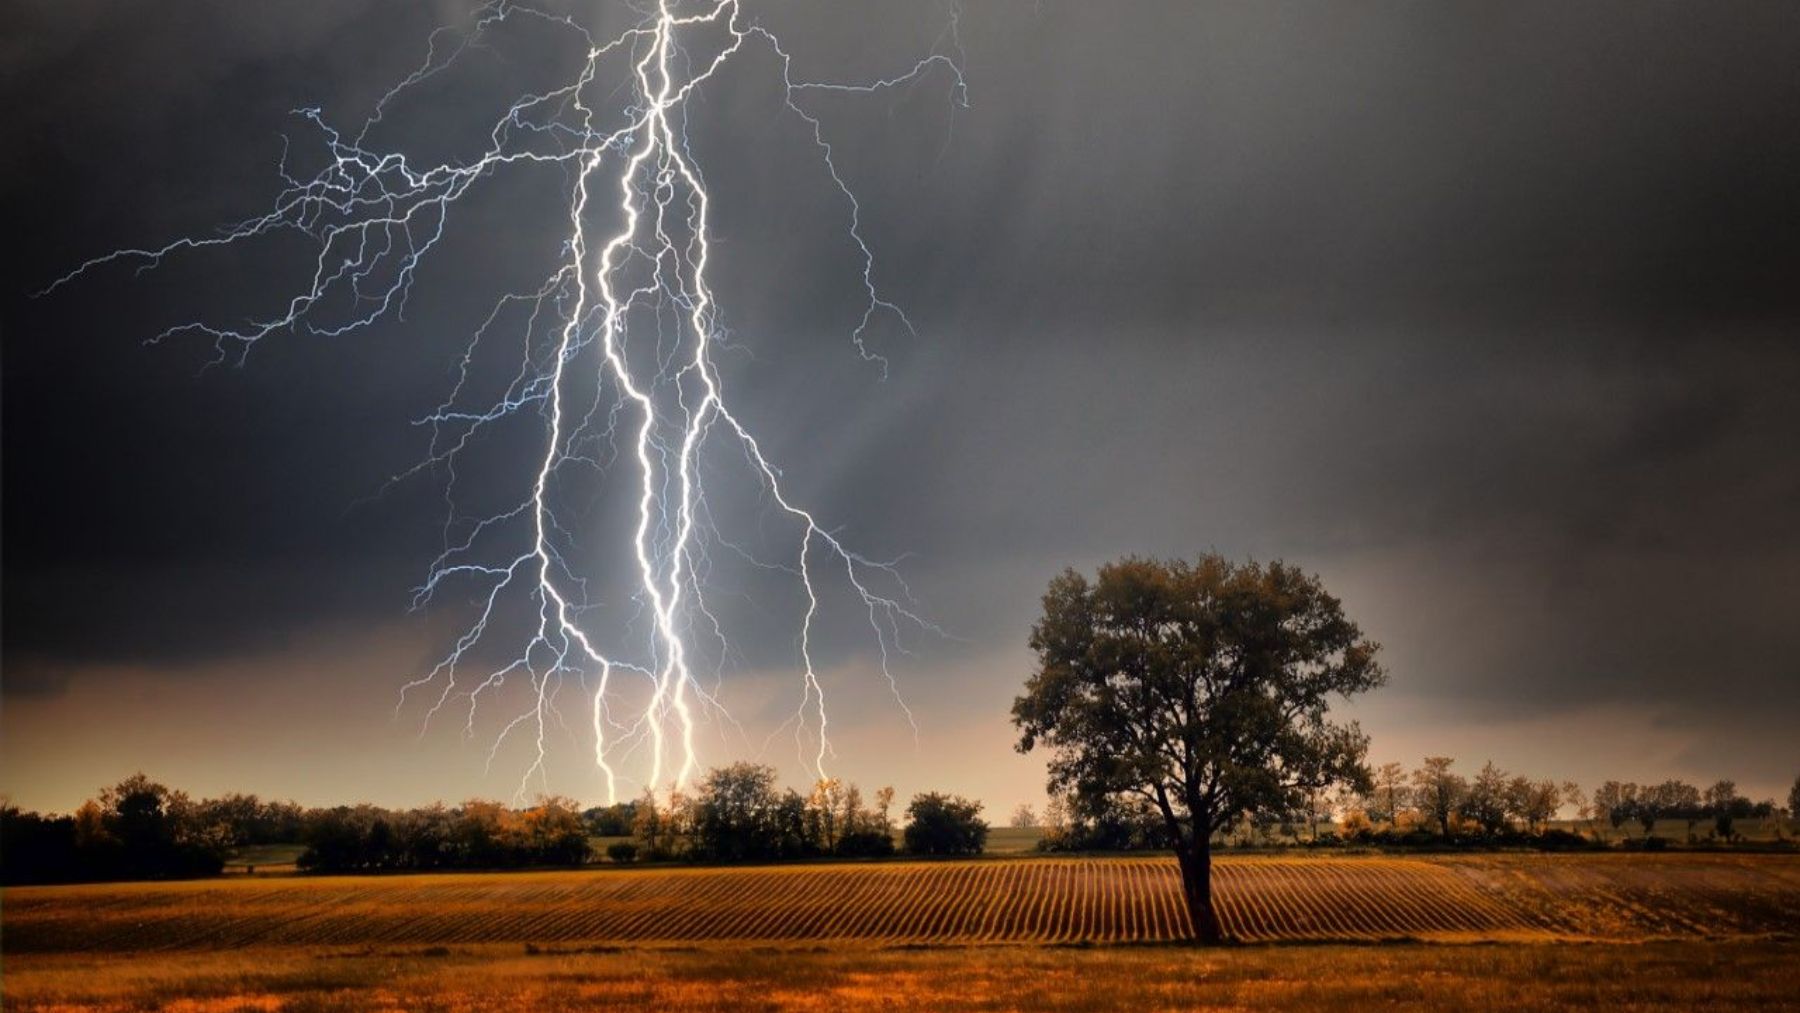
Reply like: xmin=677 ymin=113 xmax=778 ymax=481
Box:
xmin=6 ymin=853 xmax=1796 ymax=953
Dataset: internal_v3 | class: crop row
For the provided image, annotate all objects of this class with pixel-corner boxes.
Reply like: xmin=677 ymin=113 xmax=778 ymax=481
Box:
xmin=5 ymin=854 xmax=1795 ymax=953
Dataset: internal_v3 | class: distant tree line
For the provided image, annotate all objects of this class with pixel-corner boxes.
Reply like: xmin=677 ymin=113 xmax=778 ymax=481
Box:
xmin=611 ymin=762 xmax=987 ymax=863
xmin=2 ymin=766 xmax=991 ymax=884
xmin=1586 ymin=778 xmax=1786 ymax=844
xmin=1 ymin=774 xmax=298 ymax=884
xmin=294 ymin=797 xmax=592 ymax=872
xmin=1036 ymin=760 xmax=1797 ymax=852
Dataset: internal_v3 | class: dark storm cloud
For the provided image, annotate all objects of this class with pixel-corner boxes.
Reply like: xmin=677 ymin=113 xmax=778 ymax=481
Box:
xmin=5 ymin=0 xmax=1798 ymax=788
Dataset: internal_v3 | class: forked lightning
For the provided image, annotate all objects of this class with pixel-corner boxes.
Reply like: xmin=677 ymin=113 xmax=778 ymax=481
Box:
xmin=43 ymin=0 xmax=964 ymax=802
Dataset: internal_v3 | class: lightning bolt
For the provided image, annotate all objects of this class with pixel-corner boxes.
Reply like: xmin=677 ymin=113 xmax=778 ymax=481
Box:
xmin=41 ymin=0 xmax=964 ymax=802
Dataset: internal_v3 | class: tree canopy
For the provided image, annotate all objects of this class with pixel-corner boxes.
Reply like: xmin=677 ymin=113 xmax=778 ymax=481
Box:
xmin=1013 ymin=554 xmax=1383 ymax=941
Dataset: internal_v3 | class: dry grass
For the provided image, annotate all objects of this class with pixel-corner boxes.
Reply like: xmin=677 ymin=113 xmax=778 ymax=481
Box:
xmin=4 ymin=940 xmax=1797 ymax=1012
xmin=5 ymin=853 xmax=1796 ymax=952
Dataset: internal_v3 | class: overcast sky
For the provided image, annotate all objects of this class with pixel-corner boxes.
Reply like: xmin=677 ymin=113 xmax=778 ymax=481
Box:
xmin=5 ymin=1 xmax=1798 ymax=812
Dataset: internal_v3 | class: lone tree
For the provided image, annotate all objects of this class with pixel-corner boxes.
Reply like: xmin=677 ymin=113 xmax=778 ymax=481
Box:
xmin=1013 ymin=554 xmax=1383 ymax=943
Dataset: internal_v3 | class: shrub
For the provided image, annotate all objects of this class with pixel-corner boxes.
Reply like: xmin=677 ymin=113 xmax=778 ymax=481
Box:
xmin=1533 ymin=829 xmax=1591 ymax=851
xmin=606 ymin=842 xmax=639 ymax=864
xmin=903 ymin=793 xmax=987 ymax=856
xmin=835 ymin=828 xmax=896 ymax=858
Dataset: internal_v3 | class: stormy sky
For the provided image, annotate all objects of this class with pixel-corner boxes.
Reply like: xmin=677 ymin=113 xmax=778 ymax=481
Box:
xmin=5 ymin=1 xmax=1798 ymax=812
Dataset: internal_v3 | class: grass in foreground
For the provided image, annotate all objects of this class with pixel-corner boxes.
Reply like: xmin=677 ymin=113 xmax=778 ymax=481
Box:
xmin=4 ymin=941 xmax=1797 ymax=1012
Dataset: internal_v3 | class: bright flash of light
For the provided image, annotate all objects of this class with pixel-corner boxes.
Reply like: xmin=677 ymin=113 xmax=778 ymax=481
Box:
xmin=42 ymin=0 xmax=965 ymax=802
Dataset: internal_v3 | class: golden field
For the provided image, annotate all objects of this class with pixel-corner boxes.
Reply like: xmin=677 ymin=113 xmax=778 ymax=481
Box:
xmin=4 ymin=853 xmax=1797 ymax=1011
xmin=6 ymin=853 xmax=1797 ymax=950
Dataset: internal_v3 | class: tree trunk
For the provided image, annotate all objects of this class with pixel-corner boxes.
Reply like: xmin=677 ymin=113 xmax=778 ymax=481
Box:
xmin=1176 ymin=843 xmax=1224 ymax=944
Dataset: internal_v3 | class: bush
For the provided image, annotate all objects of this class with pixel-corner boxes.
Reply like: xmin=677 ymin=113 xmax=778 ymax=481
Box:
xmin=1532 ymin=829 xmax=1592 ymax=851
xmin=903 ymin=793 xmax=987 ymax=856
xmin=606 ymin=842 xmax=639 ymax=864
xmin=1365 ymin=828 xmax=1445 ymax=849
xmin=835 ymin=828 xmax=896 ymax=858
